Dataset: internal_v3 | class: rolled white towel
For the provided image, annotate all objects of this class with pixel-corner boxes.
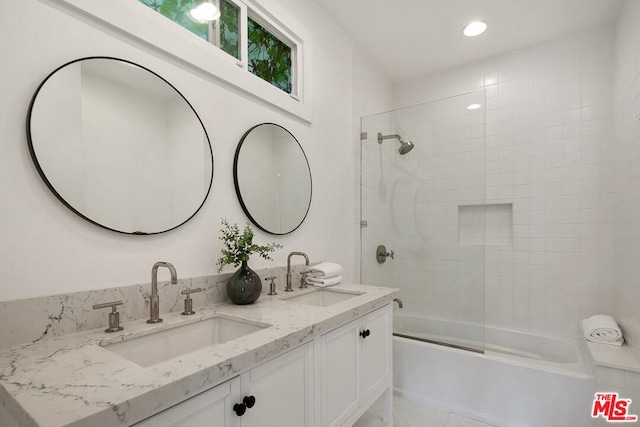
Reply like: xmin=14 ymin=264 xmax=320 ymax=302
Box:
xmin=582 ymin=315 xmax=624 ymax=346
xmin=306 ymin=275 xmax=343 ymax=288
xmin=306 ymin=262 xmax=343 ymax=279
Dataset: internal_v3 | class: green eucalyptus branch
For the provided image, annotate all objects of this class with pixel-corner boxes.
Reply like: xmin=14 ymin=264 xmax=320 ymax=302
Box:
xmin=216 ymin=219 xmax=282 ymax=272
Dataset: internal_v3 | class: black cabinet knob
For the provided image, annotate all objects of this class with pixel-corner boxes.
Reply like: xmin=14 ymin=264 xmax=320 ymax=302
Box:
xmin=243 ymin=395 xmax=256 ymax=408
xmin=234 ymin=395 xmax=256 ymax=416
xmin=233 ymin=403 xmax=247 ymax=416
xmin=366 ymin=329 xmax=371 ymax=337
xmin=360 ymin=329 xmax=371 ymax=338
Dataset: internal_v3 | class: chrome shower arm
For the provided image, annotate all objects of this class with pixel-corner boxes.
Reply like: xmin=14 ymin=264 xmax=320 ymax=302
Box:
xmin=377 ymin=132 xmax=414 ymax=155
xmin=377 ymin=133 xmax=405 ymax=144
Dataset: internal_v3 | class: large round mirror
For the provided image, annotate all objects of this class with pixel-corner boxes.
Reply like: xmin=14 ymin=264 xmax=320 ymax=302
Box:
xmin=27 ymin=57 xmax=214 ymax=235
xmin=234 ymin=123 xmax=312 ymax=235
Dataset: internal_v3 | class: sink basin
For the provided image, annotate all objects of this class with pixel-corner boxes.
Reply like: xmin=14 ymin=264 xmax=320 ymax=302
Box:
xmin=281 ymin=288 xmax=362 ymax=307
xmin=102 ymin=316 xmax=270 ymax=367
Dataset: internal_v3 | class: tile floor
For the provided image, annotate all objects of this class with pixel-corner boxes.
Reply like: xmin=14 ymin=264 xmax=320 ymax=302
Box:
xmin=354 ymin=395 xmax=496 ymax=427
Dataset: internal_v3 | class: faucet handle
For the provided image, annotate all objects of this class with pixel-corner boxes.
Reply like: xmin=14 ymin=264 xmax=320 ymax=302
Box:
xmin=265 ymin=276 xmax=277 ymax=296
xmin=299 ymin=272 xmax=308 ymax=289
xmin=92 ymin=300 xmax=124 ymax=333
xmin=181 ymin=288 xmax=203 ymax=315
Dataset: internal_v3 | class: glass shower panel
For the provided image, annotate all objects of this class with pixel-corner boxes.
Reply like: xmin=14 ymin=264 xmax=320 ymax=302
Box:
xmin=360 ymin=91 xmax=486 ymax=352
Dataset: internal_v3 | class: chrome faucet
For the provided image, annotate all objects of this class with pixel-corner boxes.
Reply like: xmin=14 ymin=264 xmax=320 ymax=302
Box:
xmin=147 ymin=261 xmax=178 ymax=324
xmin=286 ymin=252 xmax=309 ymax=292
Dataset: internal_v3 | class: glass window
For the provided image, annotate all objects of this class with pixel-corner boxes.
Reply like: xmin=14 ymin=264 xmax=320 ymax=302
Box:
xmin=217 ymin=0 xmax=240 ymax=59
xmin=138 ymin=0 xmax=296 ymax=95
xmin=140 ymin=0 xmax=241 ymax=60
xmin=139 ymin=0 xmax=209 ymax=40
xmin=247 ymin=16 xmax=292 ymax=94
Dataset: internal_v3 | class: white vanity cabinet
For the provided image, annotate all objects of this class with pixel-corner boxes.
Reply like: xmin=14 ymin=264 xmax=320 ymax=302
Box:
xmin=133 ymin=303 xmax=392 ymax=427
xmin=240 ymin=340 xmax=314 ymax=427
xmin=321 ymin=304 xmax=392 ymax=427
xmin=136 ymin=342 xmax=313 ymax=427
xmin=135 ymin=377 xmax=239 ymax=427
xmin=0 ymin=284 xmax=397 ymax=427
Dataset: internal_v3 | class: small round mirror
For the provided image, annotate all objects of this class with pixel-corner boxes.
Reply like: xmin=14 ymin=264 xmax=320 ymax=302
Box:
xmin=234 ymin=123 xmax=312 ymax=235
xmin=27 ymin=57 xmax=214 ymax=234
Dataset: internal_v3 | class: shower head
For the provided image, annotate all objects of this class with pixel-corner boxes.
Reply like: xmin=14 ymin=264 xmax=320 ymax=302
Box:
xmin=398 ymin=139 xmax=414 ymax=155
xmin=377 ymin=133 xmax=414 ymax=155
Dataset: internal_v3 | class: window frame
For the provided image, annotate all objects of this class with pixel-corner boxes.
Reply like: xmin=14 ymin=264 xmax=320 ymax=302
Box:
xmin=246 ymin=7 xmax=298 ymax=98
xmin=209 ymin=0 xmax=244 ymax=63
xmin=58 ymin=0 xmax=312 ymax=122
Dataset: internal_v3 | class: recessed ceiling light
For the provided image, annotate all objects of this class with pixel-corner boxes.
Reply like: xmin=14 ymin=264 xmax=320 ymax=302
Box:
xmin=467 ymin=103 xmax=482 ymax=110
xmin=463 ymin=21 xmax=487 ymax=37
xmin=190 ymin=2 xmax=221 ymax=23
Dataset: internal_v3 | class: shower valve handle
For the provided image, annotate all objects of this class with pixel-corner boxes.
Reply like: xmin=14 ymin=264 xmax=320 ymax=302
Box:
xmin=376 ymin=245 xmax=395 ymax=263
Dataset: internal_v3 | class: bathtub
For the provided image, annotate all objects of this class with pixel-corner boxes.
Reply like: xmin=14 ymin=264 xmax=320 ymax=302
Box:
xmin=393 ymin=314 xmax=595 ymax=427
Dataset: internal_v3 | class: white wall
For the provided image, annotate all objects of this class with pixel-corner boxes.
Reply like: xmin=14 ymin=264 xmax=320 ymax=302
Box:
xmin=613 ymin=0 xmax=640 ymax=361
xmin=0 ymin=0 xmax=356 ymax=300
xmin=393 ymin=26 xmax=616 ymax=339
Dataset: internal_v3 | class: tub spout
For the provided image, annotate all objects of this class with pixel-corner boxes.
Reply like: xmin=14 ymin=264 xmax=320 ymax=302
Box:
xmin=394 ymin=298 xmax=403 ymax=309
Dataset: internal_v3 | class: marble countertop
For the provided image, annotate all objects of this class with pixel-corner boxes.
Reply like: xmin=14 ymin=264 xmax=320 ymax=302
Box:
xmin=0 ymin=284 xmax=397 ymax=427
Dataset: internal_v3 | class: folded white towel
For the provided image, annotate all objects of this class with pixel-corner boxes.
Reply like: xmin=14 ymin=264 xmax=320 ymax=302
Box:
xmin=306 ymin=275 xmax=343 ymax=288
xmin=582 ymin=315 xmax=624 ymax=346
xmin=306 ymin=262 xmax=343 ymax=279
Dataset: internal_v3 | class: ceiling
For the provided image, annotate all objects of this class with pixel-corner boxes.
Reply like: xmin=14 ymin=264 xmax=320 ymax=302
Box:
xmin=316 ymin=0 xmax=623 ymax=82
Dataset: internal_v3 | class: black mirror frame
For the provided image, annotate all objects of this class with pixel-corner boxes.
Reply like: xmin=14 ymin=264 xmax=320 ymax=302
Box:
xmin=233 ymin=123 xmax=312 ymax=235
xmin=26 ymin=56 xmax=214 ymax=235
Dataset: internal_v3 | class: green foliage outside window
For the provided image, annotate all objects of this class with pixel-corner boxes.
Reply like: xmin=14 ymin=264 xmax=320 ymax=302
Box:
xmin=219 ymin=0 xmax=240 ymax=59
xmin=248 ymin=17 xmax=292 ymax=94
xmin=138 ymin=0 xmax=293 ymax=94
xmin=140 ymin=0 xmax=240 ymax=59
xmin=139 ymin=0 xmax=209 ymax=40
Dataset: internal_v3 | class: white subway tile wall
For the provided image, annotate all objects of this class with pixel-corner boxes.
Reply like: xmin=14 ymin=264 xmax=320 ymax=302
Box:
xmin=361 ymin=92 xmax=487 ymax=346
xmin=613 ymin=0 xmax=640 ymax=361
xmin=367 ymin=25 xmax=617 ymax=339
xmin=352 ymin=1 xmax=640 ymax=419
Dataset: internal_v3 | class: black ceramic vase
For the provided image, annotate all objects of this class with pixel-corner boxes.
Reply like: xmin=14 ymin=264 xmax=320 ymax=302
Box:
xmin=227 ymin=260 xmax=262 ymax=305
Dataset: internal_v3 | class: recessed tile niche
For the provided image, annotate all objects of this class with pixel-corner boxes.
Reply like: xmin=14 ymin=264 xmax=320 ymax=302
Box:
xmin=459 ymin=203 xmax=513 ymax=247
